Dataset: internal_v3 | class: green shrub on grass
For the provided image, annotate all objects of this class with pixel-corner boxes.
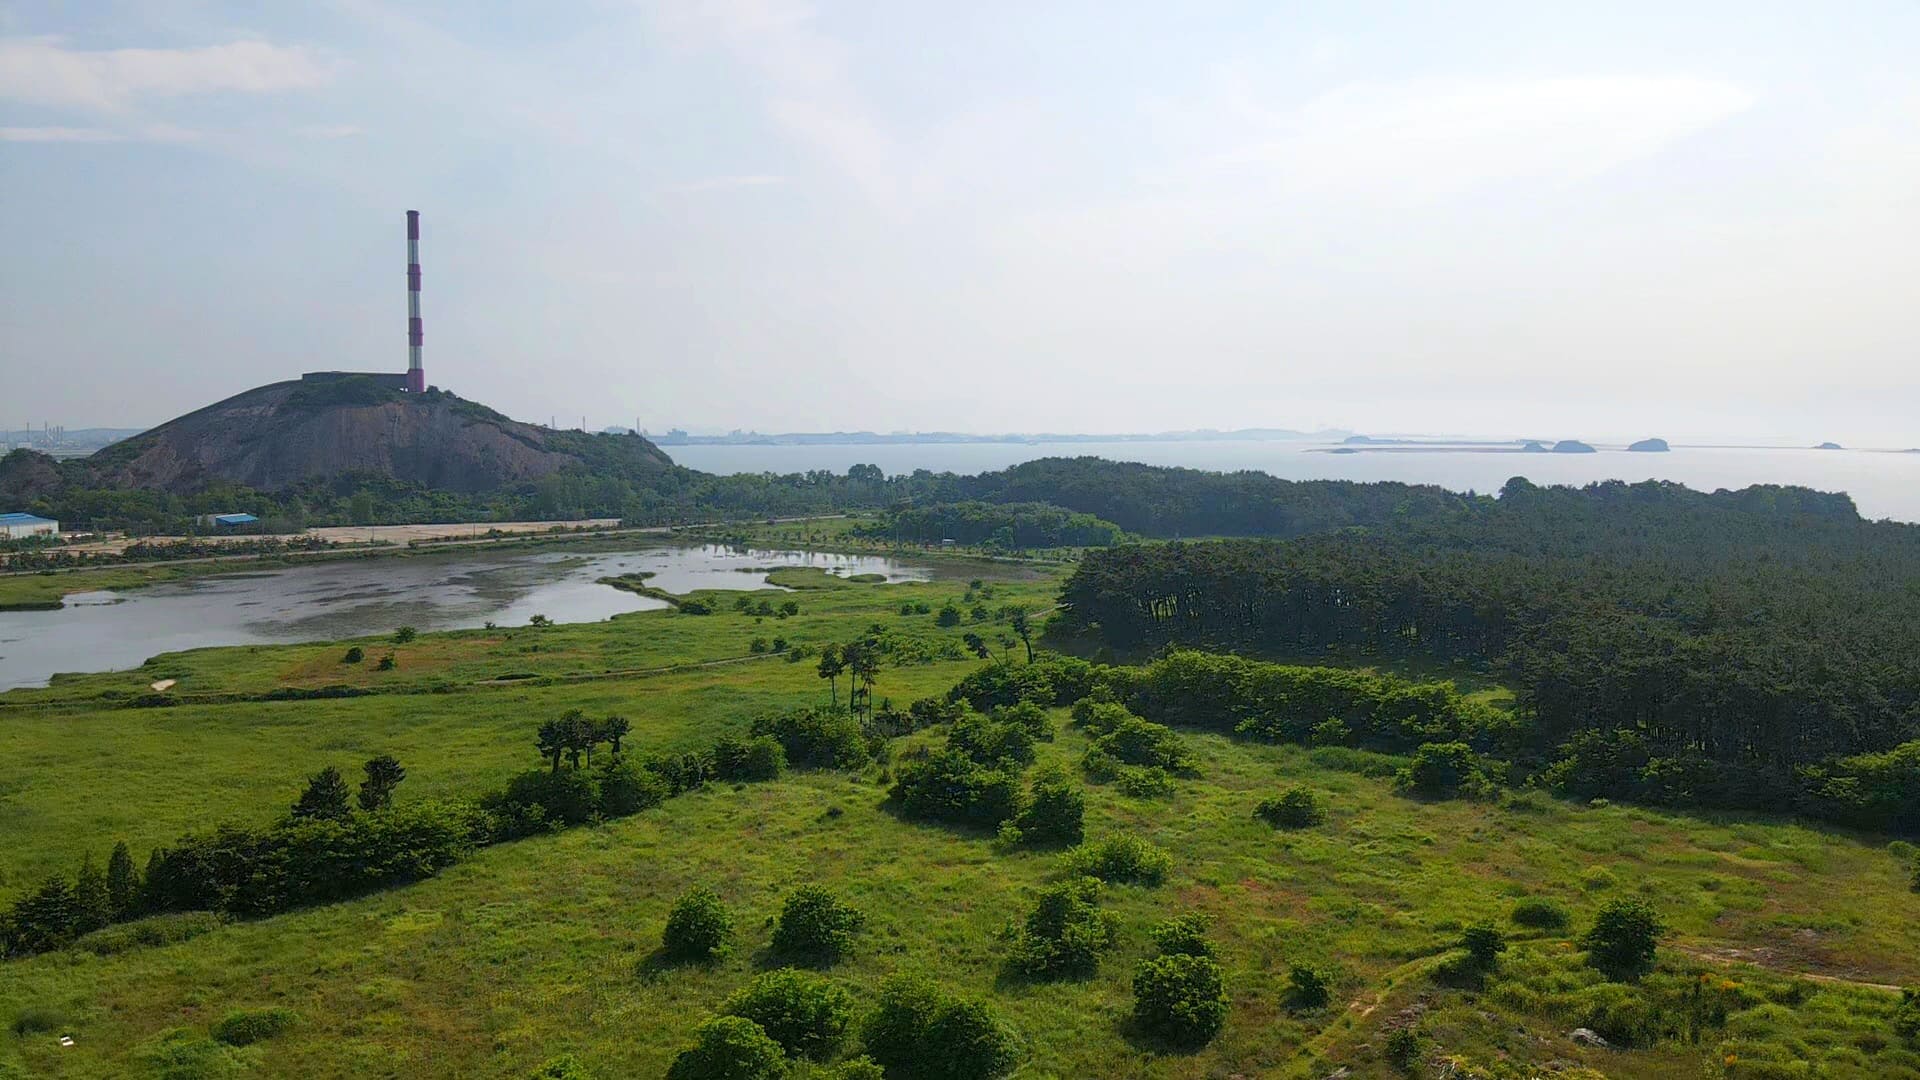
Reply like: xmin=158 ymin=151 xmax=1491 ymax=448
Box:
xmin=1010 ymin=763 xmax=1084 ymax=846
xmin=1461 ymin=924 xmax=1507 ymax=967
xmin=711 ymin=735 xmax=786 ymax=782
xmin=210 ymin=1006 xmax=298 ymax=1046
xmin=1114 ymin=766 xmax=1176 ymax=798
xmin=503 ymin=768 xmax=602 ymax=826
xmin=993 ymin=700 xmax=1054 ymax=741
xmin=663 ymin=887 xmax=733 ymax=961
xmin=526 ymin=1054 xmax=594 ymax=1079
xmin=1148 ymin=913 xmax=1216 ymax=958
xmin=1286 ymin=964 xmax=1333 ymax=1010
xmin=721 ymin=968 xmax=854 ymax=1061
xmin=1006 ymin=877 xmax=1117 ymax=979
xmin=771 ymin=885 xmax=863 ymax=961
xmin=1893 ymin=987 xmax=1919 ymax=1043
xmin=665 ymin=1016 xmax=787 ymax=1080
xmin=1583 ymin=898 xmax=1665 ymax=981
xmin=1063 ymin=835 xmax=1172 ymax=886
xmin=1384 ymin=1027 xmax=1421 ymax=1072
xmin=1511 ymin=896 xmax=1570 ymax=930
xmin=341 ymin=646 xmax=363 ymax=664
xmin=1132 ymin=953 xmax=1229 ymax=1047
xmin=1393 ymin=741 xmax=1490 ymax=798
xmin=1255 ymin=786 xmax=1326 ymax=828
xmin=11 ymin=1005 xmax=66 ymax=1036
xmin=861 ymin=973 xmax=1020 ymax=1080
xmin=596 ymin=760 xmax=668 ymax=816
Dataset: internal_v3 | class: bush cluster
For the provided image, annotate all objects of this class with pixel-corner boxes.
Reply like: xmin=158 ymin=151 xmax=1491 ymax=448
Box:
xmin=1063 ymin=835 xmax=1173 ymax=886
xmin=1583 ymin=898 xmax=1665 ymax=981
xmin=721 ymin=968 xmax=855 ymax=1061
xmin=1005 ymin=877 xmax=1117 ymax=978
xmin=666 ymin=1016 xmax=787 ymax=1080
xmin=772 ymin=885 xmax=864 ymax=961
xmin=1133 ymin=953 xmax=1229 ymax=1048
xmin=890 ymin=749 xmax=1022 ymax=829
xmin=1007 ymin=764 xmax=1084 ymax=846
xmin=210 ymin=1007 xmax=298 ymax=1047
xmin=862 ymin=973 xmax=1021 ymax=1080
xmin=1255 ymin=786 xmax=1326 ymax=828
xmin=663 ymin=886 xmax=734 ymax=961
xmin=750 ymin=708 xmax=869 ymax=769
xmin=1510 ymin=896 xmax=1570 ymax=930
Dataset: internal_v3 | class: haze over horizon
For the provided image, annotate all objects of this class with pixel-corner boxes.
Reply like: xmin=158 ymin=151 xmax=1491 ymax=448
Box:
xmin=3 ymin=2 xmax=1917 ymax=444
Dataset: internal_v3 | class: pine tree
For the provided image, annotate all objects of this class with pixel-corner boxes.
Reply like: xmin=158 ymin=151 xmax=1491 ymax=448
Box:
xmin=6 ymin=876 xmax=81 ymax=954
xmin=291 ymin=765 xmax=352 ymax=820
xmin=73 ymin=852 xmax=111 ymax=933
xmin=106 ymin=840 xmax=140 ymax=919
xmin=358 ymin=754 xmax=407 ymax=812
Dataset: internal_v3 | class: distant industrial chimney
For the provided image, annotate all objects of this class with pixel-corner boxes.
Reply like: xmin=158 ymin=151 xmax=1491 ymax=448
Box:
xmin=405 ymin=210 xmax=425 ymax=392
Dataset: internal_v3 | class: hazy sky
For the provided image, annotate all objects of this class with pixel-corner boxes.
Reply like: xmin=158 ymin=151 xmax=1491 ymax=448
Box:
xmin=2 ymin=1 xmax=1916 ymax=443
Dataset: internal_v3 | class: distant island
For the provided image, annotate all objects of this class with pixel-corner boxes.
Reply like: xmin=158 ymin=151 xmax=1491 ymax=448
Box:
xmin=1551 ymin=440 xmax=1597 ymax=454
xmin=1815 ymin=442 xmax=1844 ymax=450
xmin=652 ymin=427 xmax=1351 ymax=447
xmin=1628 ymin=438 xmax=1670 ymax=452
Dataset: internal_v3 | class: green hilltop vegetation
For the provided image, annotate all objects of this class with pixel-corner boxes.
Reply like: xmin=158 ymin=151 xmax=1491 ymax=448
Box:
xmin=1 ymin=478 xmax=1918 ymax=1078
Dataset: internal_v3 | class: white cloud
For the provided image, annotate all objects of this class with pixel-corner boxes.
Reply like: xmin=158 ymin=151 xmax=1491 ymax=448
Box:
xmin=0 ymin=125 xmax=123 ymax=142
xmin=0 ymin=37 xmax=335 ymax=110
xmin=1214 ymin=76 xmax=1756 ymax=203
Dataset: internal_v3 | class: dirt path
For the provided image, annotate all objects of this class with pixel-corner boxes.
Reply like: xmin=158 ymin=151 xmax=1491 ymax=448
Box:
xmin=1669 ymin=941 xmax=1907 ymax=993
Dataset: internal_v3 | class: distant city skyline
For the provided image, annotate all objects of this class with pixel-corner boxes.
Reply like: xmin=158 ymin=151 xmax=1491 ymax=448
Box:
xmin=3 ymin=2 xmax=1917 ymax=444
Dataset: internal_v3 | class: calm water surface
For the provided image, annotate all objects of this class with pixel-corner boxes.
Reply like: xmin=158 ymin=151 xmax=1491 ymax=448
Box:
xmin=0 ymin=544 xmax=930 ymax=691
xmin=669 ymin=442 xmax=1920 ymax=522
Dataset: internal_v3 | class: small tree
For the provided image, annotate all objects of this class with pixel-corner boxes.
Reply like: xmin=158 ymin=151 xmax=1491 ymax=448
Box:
xmin=861 ymin=973 xmax=1019 ymax=1080
xmin=1286 ymin=964 xmax=1332 ymax=1010
xmin=663 ymin=886 xmax=734 ymax=961
xmin=816 ymin=644 xmax=845 ymax=709
xmin=601 ymin=715 xmax=631 ymax=757
xmin=358 ymin=754 xmax=406 ymax=812
xmin=291 ymin=766 xmax=351 ymax=821
xmin=73 ymin=852 xmax=111 ymax=934
xmin=1133 ymin=952 xmax=1229 ymax=1047
xmin=1012 ymin=764 xmax=1084 ymax=846
xmin=665 ymin=1016 xmax=787 ymax=1080
xmin=342 ymin=646 xmax=364 ymax=664
xmin=1007 ymin=877 xmax=1116 ymax=978
xmin=1010 ymin=610 xmax=1034 ymax=663
xmin=1149 ymin=913 xmax=1216 ymax=958
xmin=536 ymin=719 xmax=568 ymax=773
xmin=393 ymin=626 xmax=417 ymax=644
xmin=106 ymin=840 xmax=139 ymax=919
xmin=936 ymin=603 xmax=962 ymax=627
xmin=1461 ymin=923 xmax=1507 ymax=968
xmin=3 ymin=876 xmax=80 ymax=954
xmin=772 ymin=885 xmax=864 ymax=962
xmin=847 ymin=640 xmax=880 ymax=718
xmin=1256 ymin=786 xmax=1326 ymax=828
xmin=1583 ymin=898 xmax=1665 ymax=980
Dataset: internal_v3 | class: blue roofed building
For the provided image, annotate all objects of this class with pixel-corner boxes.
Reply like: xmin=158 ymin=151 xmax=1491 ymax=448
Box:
xmin=200 ymin=513 xmax=261 ymax=529
xmin=0 ymin=512 xmax=60 ymax=539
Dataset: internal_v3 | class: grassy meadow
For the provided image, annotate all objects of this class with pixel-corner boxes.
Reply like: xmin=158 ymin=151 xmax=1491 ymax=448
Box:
xmin=1 ymin=546 xmax=1917 ymax=1078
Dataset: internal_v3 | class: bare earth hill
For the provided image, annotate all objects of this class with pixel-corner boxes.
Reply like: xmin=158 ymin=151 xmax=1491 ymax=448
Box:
xmin=74 ymin=377 xmax=674 ymax=494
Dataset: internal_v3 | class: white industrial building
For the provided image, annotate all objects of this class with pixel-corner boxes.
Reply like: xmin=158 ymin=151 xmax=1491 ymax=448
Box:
xmin=0 ymin=513 xmax=60 ymax=540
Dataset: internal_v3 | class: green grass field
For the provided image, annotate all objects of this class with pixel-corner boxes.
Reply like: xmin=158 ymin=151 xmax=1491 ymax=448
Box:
xmin=2 ymin=553 xmax=1916 ymax=1079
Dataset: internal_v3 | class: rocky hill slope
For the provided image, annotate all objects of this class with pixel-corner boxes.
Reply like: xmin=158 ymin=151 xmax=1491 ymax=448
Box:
xmin=75 ymin=377 xmax=674 ymax=494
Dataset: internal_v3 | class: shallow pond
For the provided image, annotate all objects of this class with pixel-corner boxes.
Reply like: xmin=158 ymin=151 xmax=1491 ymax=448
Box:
xmin=0 ymin=544 xmax=931 ymax=690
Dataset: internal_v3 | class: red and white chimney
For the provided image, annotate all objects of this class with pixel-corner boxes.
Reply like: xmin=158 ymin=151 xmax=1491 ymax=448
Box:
xmin=405 ymin=210 xmax=425 ymax=392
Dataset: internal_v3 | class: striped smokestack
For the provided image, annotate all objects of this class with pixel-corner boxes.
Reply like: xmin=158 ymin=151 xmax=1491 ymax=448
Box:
xmin=405 ymin=210 xmax=425 ymax=392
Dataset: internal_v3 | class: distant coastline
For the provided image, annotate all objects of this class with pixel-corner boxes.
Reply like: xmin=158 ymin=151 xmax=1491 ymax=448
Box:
xmin=648 ymin=427 xmax=1352 ymax=447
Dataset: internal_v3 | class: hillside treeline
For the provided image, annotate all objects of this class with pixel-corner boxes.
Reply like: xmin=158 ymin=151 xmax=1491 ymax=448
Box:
xmin=853 ymin=501 xmax=1126 ymax=548
xmin=4 ymin=452 xmax=1479 ymax=537
xmin=1056 ymin=479 xmax=1920 ymax=830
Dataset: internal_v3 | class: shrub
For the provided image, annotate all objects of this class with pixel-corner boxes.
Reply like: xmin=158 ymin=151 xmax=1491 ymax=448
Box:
xmin=1255 ymin=786 xmax=1326 ymax=828
xmin=1132 ymin=953 xmax=1229 ymax=1047
xmin=376 ymin=653 xmax=397 ymax=671
xmin=72 ymin=911 xmax=230 ymax=956
xmin=527 ymin=1055 xmax=595 ymax=1079
xmin=1384 ymin=1026 xmax=1421 ymax=1071
xmin=663 ymin=887 xmax=733 ymax=961
xmin=1395 ymin=741 xmax=1488 ymax=798
xmin=1149 ymin=913 xmax=1216 ymax=958
xmin=597 ymin=760 xmax=669 ymax=816
xmin=641 ymin=751 xmax=712 ymax=794
xmin=772 ymin=885 xmax=863 ymax=961
xmin=993 ymin=700 xmax=1053 ymax=741
xmin=1286 ymin=964 xmax=1332 ymax=1010
xmin=1089 ymin=715 xmax=1191 ymax=772
xmin=342 ymin=646 xmax=364 ymax=664
xmin=1892 ymin=987 xmax=1918 ymax=1043
xmin=889 ymin=749 xmax=1022 ymax=829
xmin=1510 ymin=897 xmax=1570 ymax=930
xmin=665 ymin=1016 xmax=787 ymax=1080
xmin=211 ymin=1006 xmax=298 ymax=1046
xmin=711 ymin=735 xmax=786 ymax=782
xmin=393 ymin=626 xmax=417 ymax=643
xmin=1114 ymin=766 xmax=1176 ymax=798
xmin=862 ymin=973 xmax=1020 ymax=1080
xmin=1461 ymin=923 xmax=1507 ymax=967
xmin=751 ymin=708 xmax=868 ymax=769
xmin=1006 ymin=877 xmax=1117 ymax=978
xmin=721 ymin=968 xmax=855 ymax=1061
xmin=1063 ymin=835 xmax=1172 ymax=886
xmin=1011 ymin=764 xmax=1084 ymax=845
xmin=948 ymin=714 xmax=1036 ymax=768
xmin=936 ymin=603 xmax=962 ymax=627
xmin=503 ymin=768 xmax=602 ymax=826
xmin=11 ymin=1005 xmax=65 ymax=1036
xmin=1080 ymin=747 xmax=1120 ymax=783
xmin=1583 ymin=898 xmax=1665 ymax=980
